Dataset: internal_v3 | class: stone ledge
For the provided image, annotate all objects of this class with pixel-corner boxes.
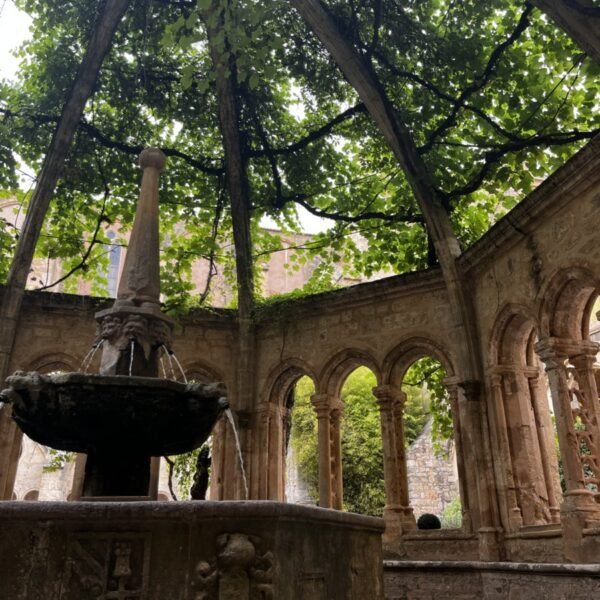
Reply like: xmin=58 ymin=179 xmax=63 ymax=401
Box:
xmin=402 ymin=529 xmax=476 ymax=541
xmin=0 ymin=500 xmax=385 ymax=533
xmin=384 ymin=560 xmax=600 ymax=576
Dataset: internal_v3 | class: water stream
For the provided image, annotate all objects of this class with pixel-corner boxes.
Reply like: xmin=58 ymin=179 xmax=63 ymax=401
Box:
xmin=162 ymin=345 xmax=176 ymax=380
xmin=224 ymin=408 xmax=249 ymax=500
xmin=129 ymin=340 xmax=135 ymax=376
xmin=171 ymin=353 xmax=188 ymax=383
xmin=80 ymin=340 xmax=104 ymax=373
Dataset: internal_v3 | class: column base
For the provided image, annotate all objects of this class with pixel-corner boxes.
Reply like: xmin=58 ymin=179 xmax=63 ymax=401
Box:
xmin=477 ymin=526 xmax=502 ymax=561
xmin=560 ymin=491 xmax=600 ymax=562
xmin=382 ymin=504 xmax=416 ymax=546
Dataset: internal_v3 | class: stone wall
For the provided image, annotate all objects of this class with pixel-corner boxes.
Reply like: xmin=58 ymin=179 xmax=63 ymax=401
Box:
xmin=406 ymin=420 xmax=459 ymax=520
xmin=384 ymin=561 xmax=600 ymax=599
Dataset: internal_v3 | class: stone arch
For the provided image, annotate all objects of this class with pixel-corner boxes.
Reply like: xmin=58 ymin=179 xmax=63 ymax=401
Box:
xmin=183 ymin=360 xmax=225 ymax=384
xmin=539 ymin=267 xmax=600 ymax=341
xmin=318 ymin=348 xmax=381 ymax=398
xmin=23 ymin=489 xmax=39 ymax=501
xmin=487 ymin=304 xmax=561 ymax=529
xmin=26 ymin=351 xmax=80 ymax=374
xmin=489 ymin=304 xmax=538 ymax=367
xmin=255 ymin=358 xmax=317 ymax=502
xmin=382 ymin=336 xmax=455 ymax=388
xmin=261 ymin=358 xmax=318 ymax=407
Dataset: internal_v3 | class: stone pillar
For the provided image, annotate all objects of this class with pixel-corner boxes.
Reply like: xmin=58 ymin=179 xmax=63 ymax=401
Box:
xmin=460 ymin=381 xmax=501 ymax=561
xmin=0 ymin=408 xmax=21 ymax=500
xmin=528 ymin=373 xmax=562 ymax=523
xmin=447 ymin=383 xmax=476 ymax=532
xmin=511 ymin=369 xmax=552 ymax=525
xmin=267 ymin=404 xmax=283 ymax=501
xmin=330 ymin=399 xmax=344 ymax=510
xmin=254 ymin=405 xmax=271 ymax=500
xmin=373 ymin=385 xmax=415 ymax=546
xmin=487 ymin=374 xmax=522 ymax=531
xmin=311 ymin=393 xmax=332 ymax=509
xmin=69 ymin=454 xmax=87 ymax=501
xmin=148 ymin=457 xmax=160 ymax=500
xmin=536 ymin=338 xmax=600 ymax=561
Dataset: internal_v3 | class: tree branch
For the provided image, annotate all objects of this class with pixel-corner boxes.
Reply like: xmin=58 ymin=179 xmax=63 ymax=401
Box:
xmin=420 ymin=4 xmax=534 ymax=152
xmin=0 ymin=108 xmax=225 ymax=175
xmin=247 ymin=103 xmax=366 ymax=158
xmin=36 ymin=179 xmax=110 ymax=291
xmin=443 ymin=128 xmax=599 ymax=199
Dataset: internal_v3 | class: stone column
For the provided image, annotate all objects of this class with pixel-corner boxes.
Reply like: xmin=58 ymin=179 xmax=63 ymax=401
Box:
xmin=266 ymin=404 xmax=283 ymax=500
xmin=571 ymin=346 xmax=600 ymax=439
xmin=447 ymin=383 xmax=476 ymax=532
xmin=373 ymin=385 xmax=415 ymax=546
xmin=311 ymin=393 xmax=332 ymax=508
xmin=460 ymin=381 xmax=501 ymax=561
xmin=255 ymin=405 xmax=271 ymax=499
xmin=528 ymin=373 xmax=562 ymax=523
xmin=511 ymin=369 xmax=552 ymax=525
xmin=330 ymin=399 xmax=344 ymax=510
xmin=0 ymin=409 xmax=21 ymax=500
xmin=69 ymin=454 xmax=87 ymax=501
xmin=536 ymin=338 xmax=600 ymax=561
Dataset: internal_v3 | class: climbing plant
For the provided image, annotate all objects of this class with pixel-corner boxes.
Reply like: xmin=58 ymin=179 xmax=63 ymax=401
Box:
xmin=0 ymin=0 xmax=598 ymax=305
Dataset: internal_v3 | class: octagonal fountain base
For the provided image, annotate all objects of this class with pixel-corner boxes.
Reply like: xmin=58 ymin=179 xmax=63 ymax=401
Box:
xmin=0 ymin=501 xmax=385 ymax=599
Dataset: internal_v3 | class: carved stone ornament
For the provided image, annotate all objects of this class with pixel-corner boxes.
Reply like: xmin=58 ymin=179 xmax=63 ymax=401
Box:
xmin=62 ymin=532 xmax=150 ymax=600
xmin=191 ymin=533 xmax=274 ymax=600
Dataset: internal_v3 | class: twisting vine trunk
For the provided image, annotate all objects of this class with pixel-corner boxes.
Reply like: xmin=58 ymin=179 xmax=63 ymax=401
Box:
xmin=290 ymin=0 xmax=500 ymax=551
xmin=203 ymin=4 xmax=254 ymax=319
xmin=0 ymin=0 xmax=132 ymax=499
xmin=529 ymin=0 xmax=600 ymax=63
xmin=203 ymin=2 xmax=256 ymax=500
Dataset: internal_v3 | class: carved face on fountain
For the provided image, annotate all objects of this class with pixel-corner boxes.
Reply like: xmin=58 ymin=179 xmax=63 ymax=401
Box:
xmin=99 ymin=315 xmax=123 ymax=344
xmin=122 ymin=315 xmax=149 ymax=343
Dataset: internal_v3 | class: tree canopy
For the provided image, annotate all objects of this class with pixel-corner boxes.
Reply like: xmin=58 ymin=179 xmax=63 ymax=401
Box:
xmin=0 ymin=0 xmax=598 ymax=308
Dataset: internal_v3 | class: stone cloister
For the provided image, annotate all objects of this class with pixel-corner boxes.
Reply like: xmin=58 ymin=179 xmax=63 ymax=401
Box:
xmin=2 ymin=135 xmax=600 ymax=576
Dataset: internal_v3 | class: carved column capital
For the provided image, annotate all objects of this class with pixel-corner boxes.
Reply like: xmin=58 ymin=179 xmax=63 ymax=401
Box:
xmin=535 ymin=337 xmax=570 ymax=368
xmin=310 ymin=393 xmax=331 ymax=417
xmin=372 ymin=385 xmax=402 ymax=410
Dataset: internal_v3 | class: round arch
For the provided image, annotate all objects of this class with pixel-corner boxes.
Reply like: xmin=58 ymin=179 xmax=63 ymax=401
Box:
xmin=318 ymin=348 xmax=381 ymax=399
xmin=26 ymin=351 xmax=80 ymax=374
xmin=261 ymin=358 xmax=318 ymax=407
xmin=489 ymin=303 xmax=538 ymax=367
xmin=182 ymin=360 xmax=225 ymax=384
xmin=538 ymin=267 xmax=600 ymax=341
xmin=382 ymin=336 xmax=455 ymax=387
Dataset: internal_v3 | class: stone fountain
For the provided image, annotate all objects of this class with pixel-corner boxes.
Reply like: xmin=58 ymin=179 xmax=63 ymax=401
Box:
xmin=0 ymin=150 xmax=384 ymax=599
xmin=1 ymin=149 xmax=227 ymax=498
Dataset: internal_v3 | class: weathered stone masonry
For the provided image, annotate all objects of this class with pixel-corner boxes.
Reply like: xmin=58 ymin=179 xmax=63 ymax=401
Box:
xmin=1 ymin=135 xmax=600 ymax=565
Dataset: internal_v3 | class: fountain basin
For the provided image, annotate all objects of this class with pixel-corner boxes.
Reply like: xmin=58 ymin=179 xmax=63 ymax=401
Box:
xmin=1 ymin=372 xmax=227 ymax=456
xmin=0 ymin=501 xmax=385 ymax=599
